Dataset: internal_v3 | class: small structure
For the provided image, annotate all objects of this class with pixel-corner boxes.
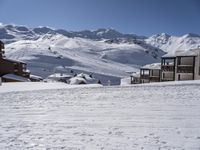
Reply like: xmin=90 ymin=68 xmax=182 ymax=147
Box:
xmin=46 ymin=73 xmax=73 ymax=83
xmin=161 ymin=49 xmax=200 ymax=81
xmin=140 ymin=63 xmax=161 ymax=83
xmin=130 ymin=72 xmax=140 ymax=84
xmin=29 ymin=74 xmax=43 ymax=82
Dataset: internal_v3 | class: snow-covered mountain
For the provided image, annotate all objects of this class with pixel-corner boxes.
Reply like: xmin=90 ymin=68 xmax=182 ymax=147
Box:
xmin=146 ymin=33 xmax=200 ymax=53
xmin=0 ymin=24 xmax=199 ymax=84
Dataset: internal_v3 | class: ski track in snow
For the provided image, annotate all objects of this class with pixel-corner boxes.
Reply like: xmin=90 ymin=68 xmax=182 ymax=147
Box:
xmin=0 ymin=85 xmax=200 ymax=150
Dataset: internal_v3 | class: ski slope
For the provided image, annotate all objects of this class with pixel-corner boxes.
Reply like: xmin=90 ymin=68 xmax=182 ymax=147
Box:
xmin=4 ymin=34 xmax=163 ymax=85
xmin=0 ymin=81 xmax=200 ymax=149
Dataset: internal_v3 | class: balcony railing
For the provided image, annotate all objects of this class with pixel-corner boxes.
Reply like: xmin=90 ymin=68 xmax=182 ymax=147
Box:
xmin=140 ymin=74 xmax=149 ymax=79
xmin=162 ymin=78 xmax=174 ymax=81
xmin=161 ymin=65 xmax=175 ymax=72
xmin=177 ymin=66 xmax=194 ymax=73
xmin=149 ymin=76 xmax=160 ymax=82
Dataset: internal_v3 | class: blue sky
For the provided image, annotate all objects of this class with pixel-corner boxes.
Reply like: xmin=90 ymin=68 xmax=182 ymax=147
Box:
xmin=0 ymin=0 xmax=199 ymax=36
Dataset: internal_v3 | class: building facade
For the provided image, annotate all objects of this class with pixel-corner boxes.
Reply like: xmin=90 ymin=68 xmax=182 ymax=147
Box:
xmin=161 ymin=49 xmax=200 ymax=81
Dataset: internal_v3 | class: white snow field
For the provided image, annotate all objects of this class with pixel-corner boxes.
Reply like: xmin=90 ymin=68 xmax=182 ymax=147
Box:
xmin=0 ymin=81 xmax=200 ymax=150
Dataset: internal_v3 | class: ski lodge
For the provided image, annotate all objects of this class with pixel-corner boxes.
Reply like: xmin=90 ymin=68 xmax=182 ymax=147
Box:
xmin=0 ymin=40 xmax=31 ymax=82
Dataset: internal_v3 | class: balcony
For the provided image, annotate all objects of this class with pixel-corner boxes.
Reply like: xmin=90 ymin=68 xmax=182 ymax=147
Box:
xmin=161 ymin=65 xmax=175 ymax=72
xmin=149 ymin=76 xmax=160 ymax=82
xmin=140 ymin=74 xmax=149 ymax=79
xmin=177 ymin=65 xmax=194 ymax=73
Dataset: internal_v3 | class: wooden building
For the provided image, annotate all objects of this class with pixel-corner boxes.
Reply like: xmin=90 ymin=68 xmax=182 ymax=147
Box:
xmin=0 ymin=40 xmax=30 ymax=82
xmin=140 ymin=63 xmax=161 ymax=83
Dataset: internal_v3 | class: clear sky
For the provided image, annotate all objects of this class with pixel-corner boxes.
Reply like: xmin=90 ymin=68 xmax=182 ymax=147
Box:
xmin=0 ymin=0 xmax=199 ymax=36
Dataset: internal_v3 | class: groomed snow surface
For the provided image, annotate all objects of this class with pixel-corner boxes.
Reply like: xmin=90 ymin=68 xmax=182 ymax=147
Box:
xmin=0 ymin=81 xmax=200 ymax=149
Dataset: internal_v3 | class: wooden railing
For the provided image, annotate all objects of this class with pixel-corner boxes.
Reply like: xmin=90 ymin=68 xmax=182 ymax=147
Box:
xmin=161 ymin=65 xmax=174 ymax=72
xmin=140 ymin=74 xmax=149 ymax=79
xmin=177 ymin=66 xmax=194 ymax=73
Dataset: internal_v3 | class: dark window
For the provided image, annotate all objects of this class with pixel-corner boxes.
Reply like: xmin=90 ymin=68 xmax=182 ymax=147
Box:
xmin=178 ymin=74 xmax=180 ymax=81
xmin=199 ymin=67 xmax=200 ymax=75
xmin=177 ymin=57 xmax=181 ymax=65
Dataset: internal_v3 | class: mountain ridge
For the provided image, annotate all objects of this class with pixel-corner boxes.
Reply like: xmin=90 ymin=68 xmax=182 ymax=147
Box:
xmin=0 ymin=23 xmax=200 ymax=84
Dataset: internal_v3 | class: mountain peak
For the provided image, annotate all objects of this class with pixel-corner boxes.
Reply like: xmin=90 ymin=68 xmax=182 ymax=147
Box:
xmin=152 ymin=33 xmax=171 ymax=38
xmin=183 ymin=33 xmax=200 ymax=38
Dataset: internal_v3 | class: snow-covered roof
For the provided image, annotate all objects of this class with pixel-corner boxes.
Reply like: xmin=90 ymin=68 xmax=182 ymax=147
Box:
xmin=30 ymin=74 xmax=43 ymax=80
xmin=2 ymin=74 xmax=30 ymax=82
xmin=141 ymin=63 xmax=161 ymax=70
xmin=131 ymin=72 xmax=140 ymax=78
xmin=162 ymin=49 xmax=200 ymax=58
xmin=69 ymin=77 xmax=87 ymax=85
xmin=3 ymin=58 xmax=26 ymax=64
xmin=48 ymin=73 xmax=73 ymax=78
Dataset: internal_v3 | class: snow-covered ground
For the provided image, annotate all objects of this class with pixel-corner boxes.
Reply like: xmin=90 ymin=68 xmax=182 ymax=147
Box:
xmin=0 ymin=81 xmax=200 ymax=149
xmin=0 ymin=82 xmax=102 ymax=93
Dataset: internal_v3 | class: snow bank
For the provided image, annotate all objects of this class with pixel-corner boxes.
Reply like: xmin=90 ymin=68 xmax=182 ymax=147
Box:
xmin=120 ymin=77 xmax=131 ymax=85
xmin=69 ymin=77 xmax=87 ymax=85
xmin=0 ymin=82 xmax=102 ymax=93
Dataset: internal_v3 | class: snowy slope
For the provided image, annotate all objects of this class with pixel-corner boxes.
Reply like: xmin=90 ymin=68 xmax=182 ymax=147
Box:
xmin=0 ymin=81 xmax=200 ymax=149
xmin=4 ymin=32 xmax=163 ymax=85
xmin=146 ymin=33 xmax=200 ymax=53
xmin=0 ymin=82 xmax=102 ymax=93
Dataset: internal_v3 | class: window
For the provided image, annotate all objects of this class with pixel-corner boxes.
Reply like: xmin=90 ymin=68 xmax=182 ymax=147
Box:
xmin=178 ymin=74 xmax=181 ymax=81
xmin=177 ymin=57 xmax=181 ymax=65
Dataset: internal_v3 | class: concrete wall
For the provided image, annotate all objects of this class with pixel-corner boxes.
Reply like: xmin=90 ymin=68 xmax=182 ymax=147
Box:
xmin=194 ymin=55 xmax=200 ymax=80
xmin=162 ymin=72 xmax=174 ymax=81
xmin=175 ymin=73 xmax=193 ymax=81
xmin=150 ymin=70 xmax=160 ymax=77
xmin=141 ymin=79 xmax=149 ymax=83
